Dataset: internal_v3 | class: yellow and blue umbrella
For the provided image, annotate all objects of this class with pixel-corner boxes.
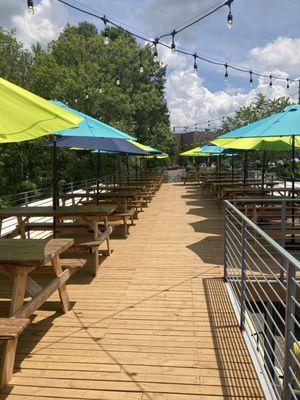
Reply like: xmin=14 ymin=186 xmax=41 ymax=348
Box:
xmin=0 ymin=78 xmax=82 ymax=142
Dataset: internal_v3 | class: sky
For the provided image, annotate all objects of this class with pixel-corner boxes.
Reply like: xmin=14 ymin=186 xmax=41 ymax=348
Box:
xmin=1 ymin=0 xmax=300 ymax=131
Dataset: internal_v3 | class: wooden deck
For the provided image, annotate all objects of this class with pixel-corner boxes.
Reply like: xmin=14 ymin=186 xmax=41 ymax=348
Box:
xmin=0 ymin=183 xmax=264 ymax=399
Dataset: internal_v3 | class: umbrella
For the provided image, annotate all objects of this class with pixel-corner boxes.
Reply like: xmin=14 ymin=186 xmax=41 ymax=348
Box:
xmin=0 ymin=78 xmax=82 ymax=142
xmin=51 ymin=101 xmax=135 ymax=140
xmin=213 ymin=104 xmax=300 ymax=197
xmin=127 ymin=140 xmax=162 ymax=154
xmin=50 ymin=102 xmax=138 ymax=215
xmin=0 ymin=78 xmax=82 ymax=237
xmin=50 ymin=136 xmax=149 ymax=155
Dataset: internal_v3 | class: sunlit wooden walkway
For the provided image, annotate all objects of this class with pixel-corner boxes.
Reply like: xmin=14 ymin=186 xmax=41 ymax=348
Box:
xmin=0 ymin=183 xmax=264 ymax=399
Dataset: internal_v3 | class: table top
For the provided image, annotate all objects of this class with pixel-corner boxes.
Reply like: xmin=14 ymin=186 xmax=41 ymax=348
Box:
xmin=96 ymin=191 xmax=138 ymax=198
xmin=0 ymin=238 xmax=73 ymax=267
xmin=222 ymin=187 xmax=291 ymax=194
xmin=0 ymin=204 xmax=117 ymax=218
xmin=215 ymin=181 xmax=278 ymax=188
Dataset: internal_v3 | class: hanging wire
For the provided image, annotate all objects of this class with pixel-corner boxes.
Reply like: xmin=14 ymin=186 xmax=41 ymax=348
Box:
xmin=55 ymin=0 xmax=299 ymax=84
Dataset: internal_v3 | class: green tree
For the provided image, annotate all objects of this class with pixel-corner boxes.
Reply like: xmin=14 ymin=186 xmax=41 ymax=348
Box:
xmin=0 ymin=23 xmax=175 ymax=197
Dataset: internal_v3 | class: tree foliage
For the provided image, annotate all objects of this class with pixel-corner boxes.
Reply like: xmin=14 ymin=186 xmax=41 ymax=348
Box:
xmin=0 ymin=23 xmax=175 ymax=196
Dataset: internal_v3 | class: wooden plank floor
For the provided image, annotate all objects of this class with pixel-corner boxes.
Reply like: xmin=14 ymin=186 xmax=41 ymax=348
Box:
xmin=0 ymin=183 xmax=265 ymax=399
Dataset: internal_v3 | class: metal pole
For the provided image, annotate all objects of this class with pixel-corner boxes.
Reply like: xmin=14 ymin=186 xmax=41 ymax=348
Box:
xmin=224 ymin=202 xmax=228 ymax=282
xmin=52 ymin=134 xmax=58 ymax=238
xmin=243 ymin=151 xmax=248 ymax=187
xmin=283 ymin=260 xmax=296 ymax=400
xmin=231 ymin=156 xmax=234 ymax=184
xmin=292 ymin=135 xmax=295 ymax=200
xmin=240 ymin=219 xmax=247 ymax=331
xmin=113 ymin=156 xmax=116 ymax=186
xmin=135 ymin=157 xmax=138 ymax=179
xmin=126 ymin=155 xmax=129 ymax=185
xmin=261 ymin=150 xmax=266 ymax=189
xmin=96 ymin=150 xmax=100 ymax=205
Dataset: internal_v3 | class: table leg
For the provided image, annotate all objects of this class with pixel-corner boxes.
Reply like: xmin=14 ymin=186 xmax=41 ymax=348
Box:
xmin=17 ymin=217 xmax=26 ymax=239
xmin=104 ymin=216 xmax=111 ymax=256
xmin=51 ymin=255 xmax=70 ymax=313
xmin=0 ymin=268 xmax=28 ymax=390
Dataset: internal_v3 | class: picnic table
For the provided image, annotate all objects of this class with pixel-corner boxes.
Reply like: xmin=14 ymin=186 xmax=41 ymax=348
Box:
xmin=0 ymin=204 xmax=117 ymax=240
xmin=0 ymin=238 xmax=78 ymax=389
xmin=0 ymin=205 xmax=117 ymax=275
xmin=212 ymin=181 xmax=279 ymax=199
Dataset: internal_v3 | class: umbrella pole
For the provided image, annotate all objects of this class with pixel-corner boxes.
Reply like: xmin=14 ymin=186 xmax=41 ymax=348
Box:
xmin=261 ymin=150 xmax=266 ymax=190
xmin=113 ymin=156 xmax=116 ymax=187
xmin=52 ymin=134 xmax=58 ymax=238
xmin=292 ymin=135 xmax=296 ymax=237
xmin=292 ymin=135 xmax=295 ymax=200
xmin=135 ymin=157 xmax=138 ymax=179
xmin=231 ymin=156 xmax=234 ymax=184
xmin=96 ymin=150 xmax=100 ymax=205
xmin=127 ymin=155 xmax=130 ymax=185
xmin=243 ymin=151 xmax=248 ymax=188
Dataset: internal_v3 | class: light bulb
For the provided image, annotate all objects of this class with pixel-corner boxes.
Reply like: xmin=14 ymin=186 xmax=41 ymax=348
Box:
xmin=153 ymin=55 xmax=158 ymax=62
xmin=85 ymin=93 xmax=89 ymax=99
xmin=227 ymin=12 xmax=233 ymax=29
xmin=249 ymin=71 xmax=253 ymax=87
xmin=116 ymin=79 xmax=120 ymax=86
xmin=75 ymin=98 xmax=78 ymax=103
xmin=99 ymin=88 xmax=103 ymax=94
xmin=27 ymin=0 xmax=34 ymax=14
xmin=139 ymin=65 xmax=144 ymax=74
xmin=171 ymin=30 xmax=176 ymax=54
xmin=104 ymin=36 xmax=109 ymax=45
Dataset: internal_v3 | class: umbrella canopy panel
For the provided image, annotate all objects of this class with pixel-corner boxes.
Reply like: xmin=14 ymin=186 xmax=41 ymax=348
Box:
xmin=0 ymin=78 xmax=82 ymax=142
xmin=51 ymin=101 xmax=135 ymax=140
xmin=47 ymin=136 xmax=149 ymax=155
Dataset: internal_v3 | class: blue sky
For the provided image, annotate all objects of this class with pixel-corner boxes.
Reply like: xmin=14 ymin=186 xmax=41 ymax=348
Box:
xmin=1 ymin=0 xmax=300 ymax=129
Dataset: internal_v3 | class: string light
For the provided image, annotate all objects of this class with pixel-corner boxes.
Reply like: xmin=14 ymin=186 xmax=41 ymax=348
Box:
xmin=193 ymin=53 xmax=198 ymax=72
xmin=99 ymin=88 xmax=103 ymax=94
xmin=116 ymin=78 xmax=120 ymax=86
xmin=139 ymin=54 xmax=144 ymax=74
xmin=227 ymin=0 xmax=233 ymax=28
xmin=249 ymin=70 xmax=253 ymax=87
xmin=286 ymin=77 xmax=290 ymax=89
xmin=224 ymin=63 xmax=229 ymax=81
xmin=27 ymin=0 xmax=34 ymax=15
xmin=153 ymin=37 xmax=159 ymax=62
xmin=269 ymin=74 xmax=273 ymax=88
xmin=56 ymin=0 xmax=299 ymax=88
xmin=103 ymin=15 xmax=109 ymax=45
xmin=171 ymin=30 xmax=176 ymax=54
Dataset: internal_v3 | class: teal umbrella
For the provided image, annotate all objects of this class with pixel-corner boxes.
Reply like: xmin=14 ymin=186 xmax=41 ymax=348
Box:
xmin=214 ymin=105 xmax=300 ymax=197
xmin=51 ymin=101 xmax=135 ymax=139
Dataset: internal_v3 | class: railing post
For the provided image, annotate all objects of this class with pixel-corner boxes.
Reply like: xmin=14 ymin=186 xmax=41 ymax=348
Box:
xmin=240 ymin=219 xmax=247 ymax=331
xmin=224 ymin=201 xmax=228 ymax=282
xmin=280 ymin=201 xmax=287 ymax=282
xmin=24 ymin=192 xmax=29 ymax=207
xmin=70 ymin=183 xmax=74 ymax=195
xmin=283 ymin=261 xmax=296 ymax=400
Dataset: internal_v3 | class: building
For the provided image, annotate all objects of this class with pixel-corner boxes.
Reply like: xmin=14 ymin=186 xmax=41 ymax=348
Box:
xmin=174 ymin=130 xmax=221 ymax=152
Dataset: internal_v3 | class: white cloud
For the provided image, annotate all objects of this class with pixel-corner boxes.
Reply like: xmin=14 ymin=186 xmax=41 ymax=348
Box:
xmin=3 ymin=0 xmax=70 ymax=48
xmin=249 ymin=37 xmax=300 ymax=78
xmin=158 ymin=44 xmax=296 ymax=128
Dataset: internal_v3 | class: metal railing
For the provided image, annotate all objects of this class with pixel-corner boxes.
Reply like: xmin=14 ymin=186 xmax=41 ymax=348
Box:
xmin=0 ymin=175 xmax=115 ymax=209
xmin=224 ymin=200 xmax=300 ymax=400
xmin=0 ymin=175 xmax=114 ymax=238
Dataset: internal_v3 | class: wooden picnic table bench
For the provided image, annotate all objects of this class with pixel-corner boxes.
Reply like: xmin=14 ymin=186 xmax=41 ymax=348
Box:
xmin=0 ymin=205 xmax=117 ymax=276
xmin=0 ymin=238 xmax=83 ymax=390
